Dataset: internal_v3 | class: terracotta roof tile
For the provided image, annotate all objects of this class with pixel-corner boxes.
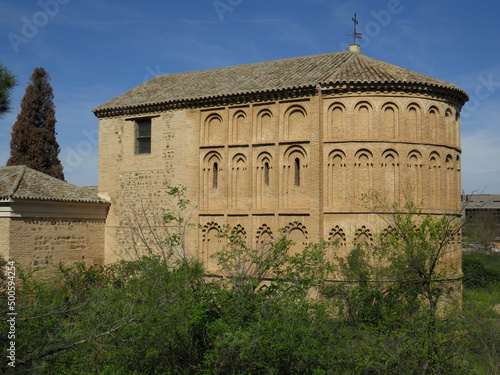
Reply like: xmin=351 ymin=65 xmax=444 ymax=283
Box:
xmin=94 ymin=50 xmax=468 ymax=115
xmin=0 ymin=166 xmax=107 ymax=204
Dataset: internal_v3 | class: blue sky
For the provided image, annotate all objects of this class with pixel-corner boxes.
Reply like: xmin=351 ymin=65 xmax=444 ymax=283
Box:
xmin=1 ymin=0 xmax=499 ymax=194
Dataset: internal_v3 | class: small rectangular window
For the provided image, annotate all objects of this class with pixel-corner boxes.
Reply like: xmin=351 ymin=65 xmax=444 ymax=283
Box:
xmin=213 ymin=162 xmax=218 ymax=189
xmin=294 ymin=158 xmax=300 ymax=186
xmin=264 ymin=162 xmax=270 ymax=187
xmin=136 ymin=119 xmax=151 ymax=154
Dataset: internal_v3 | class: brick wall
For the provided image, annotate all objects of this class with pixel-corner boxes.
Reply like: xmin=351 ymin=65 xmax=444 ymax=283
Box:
xmin=98 ymin=89 xmax=463 ymax=278
xmin=99 ymin=109 xmax=199 ymax=263
xmin=0 ymin=218 xmax=10 ymax=261
xmin=9 ymin=218 xmax=105 ymax=278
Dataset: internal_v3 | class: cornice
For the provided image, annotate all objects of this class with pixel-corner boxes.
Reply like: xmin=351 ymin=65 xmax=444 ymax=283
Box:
xmin=94 ymin=82 xmax=468 ymax=119
xmin=0 ymin=199 xmax=109 ymax=219
xmin=93 ymin=87 xmax=317 ymax=118
xmin=319 ymin=82 xmax=468 ymax=108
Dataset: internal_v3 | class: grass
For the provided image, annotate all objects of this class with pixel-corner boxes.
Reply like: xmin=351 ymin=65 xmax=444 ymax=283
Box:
xmin=461 ymin=252 xmax=500 ymax=374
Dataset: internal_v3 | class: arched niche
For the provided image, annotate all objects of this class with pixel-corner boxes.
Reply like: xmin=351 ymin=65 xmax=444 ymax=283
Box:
xmin=328 ymin=225 xmax=346 ymax=259
xmin=326 ymin=150 xmax=346 ymax=208
xmin=230 ymin=153 xmax=249 ymax=209
xmin=203 ymin=151 xmax=222 ymax=188
xmin=256 ymin=224 xmax=273 ymax=249
xmin=327 ymin=102 xmax=346 ymax=140
xmin=329 ymin=149 xmax=346 ymax=166
xmin=232 ymin=110 xmax=249 ymax=144
xmin=445 ymin=108 xmax=454 ymax=145
xmin=382 ymin=149 xmax=399 ymax=166
xmin=354 ymin=226 xmax=373 ymax=244
xmin=428 ymin=106 xmax=440 ymax=142
xmin=406 ymin=103 xmax=421 ymax=141
xmin=429 ymin=151 xmax=441 ymax=165
xmin=353 ymin=148 xmax=373 ymax=204
xmin=355 ymin=148 xmax=373 ymax=166
xmin=381 ymin=102 xmax=399 ymax=139
xmin=428 ymin=151 xmax=442 ymax=207
xmin=256 ymin=109 xmax=275 ymax=142
xmin=282 ymin=146 xmax=308 ymax=208
xmin=354 ymin=101 xmax=373 ymax=139
xmin=202 ymin=151 xmax=224 ymax=209
xmin=204 ymin=113 xmax=225 ymax=145
xmin=404 ymin=150 xmax=423 ymax=202
xmin=407 ymin=150 xmax=422 ymax=164
xmin=381 ymin=149 xmax=400 ymax=204
xmin=284 ymin=105 xmax=307 ymax=141
xmin=255 ymin=152 xmax=275 ymax=209
xmin=286 ymin=222 xmax=308 ymax=255
xmin=201 ymin=222 xmax=222 ymax=271
xmin=232 ymin=224 xmax=247 ymax=242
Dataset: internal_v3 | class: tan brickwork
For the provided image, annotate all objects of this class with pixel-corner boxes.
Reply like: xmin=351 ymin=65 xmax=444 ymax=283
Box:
xmin=98 ymin=109 xmax=200 ymax=263
xmin=8 ymin=218 xmax=105 ymax=278
xmin=0 ymin=166 xmax=110 ymax=279
xmin=99 ymin=91 xmax=463 ymax=275
xmin=0 ymin=219 xmax=10 ymax=261
xmin=96 ymin=49 xmax=467 ymax=280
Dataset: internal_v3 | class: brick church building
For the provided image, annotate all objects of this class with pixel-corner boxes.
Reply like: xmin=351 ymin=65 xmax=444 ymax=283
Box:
xmin=93 ymin=44 xmax=468 ymax=276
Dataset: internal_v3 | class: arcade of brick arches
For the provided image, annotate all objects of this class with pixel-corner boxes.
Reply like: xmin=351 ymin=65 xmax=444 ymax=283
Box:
xmin=94 ymin=43 xmax=468 ymax=279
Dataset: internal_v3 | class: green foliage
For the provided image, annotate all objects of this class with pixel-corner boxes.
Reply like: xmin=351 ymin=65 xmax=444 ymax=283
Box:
xmin=214 ymin=225 xmax=333 ymax=300
xmin=327 ymin=195 xmax=468 ymax=373
xmin=463 ymin=253 xmax=500 ymax=289
xmin=461 ymin=281 xmax=500 ymax=374
xmin=0 ymin=61 xmax=16 ymax=118
xmin=7 ymin=190 xmax=500 ymax=374
xmin=463 ymin=211 xmax=500 ymax=249
xmin=121 ymin=184 xmax=195 ymax=263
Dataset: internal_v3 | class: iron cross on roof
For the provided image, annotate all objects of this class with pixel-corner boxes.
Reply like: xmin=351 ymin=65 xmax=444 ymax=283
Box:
xmin=348 ymin=13 xmax=362 ymax=44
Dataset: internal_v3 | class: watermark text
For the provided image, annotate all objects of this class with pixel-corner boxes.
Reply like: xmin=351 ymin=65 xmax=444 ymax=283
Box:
xmin=6 ymin=261 xmax=16 ymax=368
xmin=8 ymin=0 xmax=70 ymax=54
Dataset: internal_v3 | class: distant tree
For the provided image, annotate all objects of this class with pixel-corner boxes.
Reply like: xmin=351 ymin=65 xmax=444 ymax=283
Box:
xmin=7 ymin=67 xmax=64 ymax=180
xmin=0 ymin=62 xmax=16 ymax=118
xmin=463 ymin=210 xmax=500 ymax=250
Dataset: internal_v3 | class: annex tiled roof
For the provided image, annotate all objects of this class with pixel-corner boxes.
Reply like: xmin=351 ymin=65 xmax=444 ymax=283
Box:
xmin=0 ymin=166 xmax=107 ymax=204
xmin=463 ymin=194 xmax=500 ymax=210
xmin=94 ymin=50 xmax=468 ymax=115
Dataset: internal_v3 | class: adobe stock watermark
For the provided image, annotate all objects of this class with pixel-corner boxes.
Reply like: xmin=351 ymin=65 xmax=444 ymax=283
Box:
xmin=339 ymin=0 xmax=409 ymax=51
xmin=6 ymin=261 xmax=17 ymax=368
xmin=461 ymin=73 xmax=500 ymax=119
xmin=7 ymin=0 xmax=70 ymax=54
xmin=62 ymin=128 xmax=98 ymax=173
xmin=213 ymin=0 xmax=243 ymax=22
xmin=142 ymin=64 xmax=167 ymax=83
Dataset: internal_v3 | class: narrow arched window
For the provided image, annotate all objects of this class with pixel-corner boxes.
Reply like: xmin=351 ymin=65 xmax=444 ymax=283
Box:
xmin=294 ymin=158 xmax=300 ymax=186
xmin=264 ymin=162 xmax=270 ymax=187
xmin=213 ymin=162 xmax=218 ymax=189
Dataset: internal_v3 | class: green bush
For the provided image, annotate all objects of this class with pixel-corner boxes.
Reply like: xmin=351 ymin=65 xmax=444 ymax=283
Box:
xmin=8 ymin=195 xmax=500 ymax=374
xmin=463 ymin=253 xmax=500 ymax=289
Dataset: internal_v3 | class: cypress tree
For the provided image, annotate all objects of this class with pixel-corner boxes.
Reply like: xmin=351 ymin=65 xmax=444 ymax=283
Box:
xmin=7 ymin=67 xmax=64 ymax=180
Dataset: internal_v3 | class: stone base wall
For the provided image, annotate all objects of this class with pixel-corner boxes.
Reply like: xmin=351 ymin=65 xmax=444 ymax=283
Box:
xmin=8 ymin=218 xmax=105 ymax=278
xmin=0 ymin=219 xmax=10 ymax=261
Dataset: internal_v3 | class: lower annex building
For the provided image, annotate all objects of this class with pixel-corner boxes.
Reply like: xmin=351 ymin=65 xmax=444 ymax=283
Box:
xmin=94 ymin=44 xmax=469 ymax=277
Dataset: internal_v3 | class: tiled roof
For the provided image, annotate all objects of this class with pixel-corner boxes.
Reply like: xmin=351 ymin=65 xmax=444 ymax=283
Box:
xmin=94 ymin=50 xmax=468 ymax=115
xmin=0 ymin=166 xmax=107 ymax=204
xmin=463 ymin=194 xmax=500 ymax=210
